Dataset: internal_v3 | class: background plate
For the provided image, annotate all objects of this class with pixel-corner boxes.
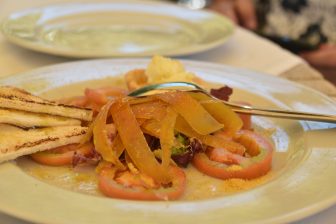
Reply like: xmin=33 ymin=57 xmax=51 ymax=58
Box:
xmin=0 ymin=0 xmax=233 ymax=58
xmin=0 ymin=59 xmax=336 ymax=224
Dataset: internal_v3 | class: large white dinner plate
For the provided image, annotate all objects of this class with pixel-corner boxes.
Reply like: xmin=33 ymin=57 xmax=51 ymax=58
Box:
xmin=0 ymin=0 xmax=233 ymax=58
xmin=0 ymin=59 xmax=336 ymax=224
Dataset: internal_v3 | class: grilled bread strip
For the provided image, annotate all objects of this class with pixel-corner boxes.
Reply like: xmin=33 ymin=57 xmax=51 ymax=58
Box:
xmin=0 ymin=108 xmax=81 ymax=128
xmin=0 ymin=124 xmax=88 ymax=163
xmin=0 ymin=86 xmax=92 ymax=121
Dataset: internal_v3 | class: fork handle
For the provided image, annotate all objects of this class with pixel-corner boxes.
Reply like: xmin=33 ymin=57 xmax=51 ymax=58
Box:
xmin=228 ymin=104 xmax=336 ymax=123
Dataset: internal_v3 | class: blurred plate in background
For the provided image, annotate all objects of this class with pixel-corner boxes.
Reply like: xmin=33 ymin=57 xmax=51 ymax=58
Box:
xmin=0 ymin=0 xmax=233 ymax=58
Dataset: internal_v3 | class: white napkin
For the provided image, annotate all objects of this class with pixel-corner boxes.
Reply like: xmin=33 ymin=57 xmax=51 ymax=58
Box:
xmin=188 ymin=27 xmax=305 ymax=76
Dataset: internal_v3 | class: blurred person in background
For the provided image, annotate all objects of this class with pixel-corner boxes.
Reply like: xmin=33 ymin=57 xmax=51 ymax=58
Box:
xmin=208 ymin=0 xmax=336 ymax=84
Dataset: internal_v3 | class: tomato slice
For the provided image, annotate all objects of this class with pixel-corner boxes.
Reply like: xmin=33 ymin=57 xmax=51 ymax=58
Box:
xmin=234 ymin=101 xmax=252 ymax=130
xmin=31 ymin=143 xmax=93 ymax=166
xmin=192 ymin=130 xmax=273 ymax=179
xmin=238 ymin=113 xmax=252 ymax=130
xmin=98 ymin=166 xmax=186 ymax=201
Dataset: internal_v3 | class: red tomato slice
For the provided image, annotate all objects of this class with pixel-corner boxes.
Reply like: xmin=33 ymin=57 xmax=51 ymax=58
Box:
xmin=31 ymin=143 xmax=93 ymax=166
xmin=98 ymin=166 xmax=186 ymax=201
xmin=85 ymin=88 xmax=108 ymax=105
xmin=238 ymin=113 xmax=252 ymax=130
xmin=234 ymin=101 xmax=252 ymax=130
xmin=192 ymin=130 xmax=273 ymax=180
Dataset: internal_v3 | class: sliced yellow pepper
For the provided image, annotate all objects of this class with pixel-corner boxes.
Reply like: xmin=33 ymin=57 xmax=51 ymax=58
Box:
xmin=131 ymin=100 xmax=167 ymax=121
xmin=157 ymin=91 xmax=223 ymax=135
xmin=111 ymin=134 xmax=125 ymax=158
xmin=160 ymin=107 xmax=177 ymax=168
xmin=175 ymin=116 xmax=245 ymax=155
xmin=111 ymin=99 xmax=171 ymax=184
xmin=188 ymin=92 xmax=243 ymax=136
xmin=93 ymin=100 xmax=124 ymax=169
xmin=141 ymin=119 xmax=161 ymax=138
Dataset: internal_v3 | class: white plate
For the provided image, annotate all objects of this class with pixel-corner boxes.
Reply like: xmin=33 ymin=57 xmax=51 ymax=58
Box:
xmin=0 ymin=1 xmax=233 ymax=58
xmin=0 ymin=59 xmax=336 ymax=224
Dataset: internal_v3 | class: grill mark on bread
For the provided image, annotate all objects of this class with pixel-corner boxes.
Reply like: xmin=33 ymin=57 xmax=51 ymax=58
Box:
xmin=0 ymin=108 xmax=82 ymax=128
xmin=0 ymin=129 xmax=87 ymax=153
xmin=15 ymin=137 xmax=59 ymax=151
xmin=0 ymin=123 xmax=32 ymax=130
xmin=0 ymin=94 xmax=91 ymax=111
xmin=65 ymin=129 xmax=87 ymax=137
xmin=0 ymin=86 xmax=93 ymax=121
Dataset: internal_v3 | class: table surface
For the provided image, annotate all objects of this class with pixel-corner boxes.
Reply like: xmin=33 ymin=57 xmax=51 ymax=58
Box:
xmin=0 ymin=0 xmax=335 ymax=224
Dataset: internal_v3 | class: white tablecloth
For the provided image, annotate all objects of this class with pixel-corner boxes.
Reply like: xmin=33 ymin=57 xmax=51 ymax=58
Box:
xmin=0 ymin=1 xmax=335 ymax=224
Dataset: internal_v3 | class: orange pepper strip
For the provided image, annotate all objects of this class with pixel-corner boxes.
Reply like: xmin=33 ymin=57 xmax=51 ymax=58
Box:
xmin=136 ymin=118 xmax=147 ymax=126
xmin=128 ymin=96 xmax=156 ymax=105
xmin=174 ymin=116 xmax=201 ymax=138
xmin=157 ymin=92 xmax=223 ymax=135
xmin=124 ymin=151 xmax=133 ymax=166
xmin=93 ymin=100 xmax=124 ymax=169
xmin=188 ymin=92 xmax=243 ymax=136
xmin=131 ymin=100 xmax=167 ymax=121
xmin=141 ymin=119 xmax=161 ymax=138
xmin=175 ymin=116 xmax=245 ymax=155
xmin=160 ymin=107 xmax=177 ymax=168
xmin=110 ymin=99 xmax=171 ymax=184
xmin=111 ymin=134 xmax=125 ymax=158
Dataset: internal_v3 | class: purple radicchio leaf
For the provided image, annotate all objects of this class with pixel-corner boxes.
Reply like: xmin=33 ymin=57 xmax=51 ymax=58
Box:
xmin=210 ymin=85 xmax=233 ymax=101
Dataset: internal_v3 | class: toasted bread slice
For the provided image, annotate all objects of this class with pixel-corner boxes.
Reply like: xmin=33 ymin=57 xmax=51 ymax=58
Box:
xmin=0 ymin=86 xmax=92 ymax=121
xmin=0 ymin=124 xmax=88 ymax=163
xmin=0 ymin=108 xmax=81 ymax=128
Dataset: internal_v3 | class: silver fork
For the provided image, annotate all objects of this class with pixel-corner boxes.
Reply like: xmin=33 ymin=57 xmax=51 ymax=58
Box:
xmin=128 ymin=81 xmax=336 ymax=123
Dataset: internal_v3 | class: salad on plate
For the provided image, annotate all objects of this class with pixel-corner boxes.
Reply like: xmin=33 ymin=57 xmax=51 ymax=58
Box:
xmin=0 ymin=56 xmax=274 ymax=201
